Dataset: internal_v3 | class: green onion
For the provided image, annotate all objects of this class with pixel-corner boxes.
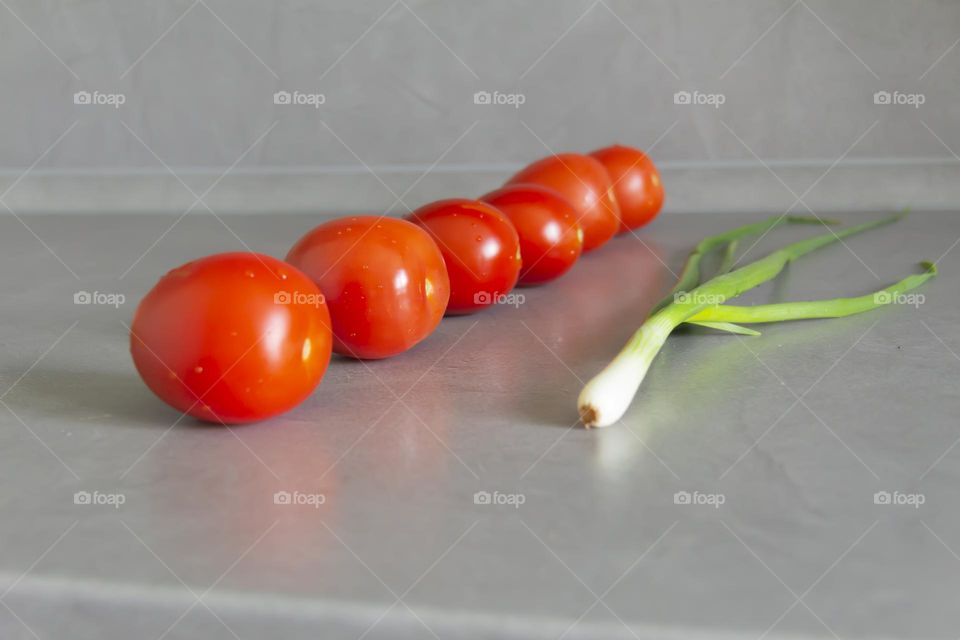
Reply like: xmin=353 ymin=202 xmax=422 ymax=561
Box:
xmin=716 ymin=239 xmax=739 ymax=275
xmin=687 ymin=261 xmax=936 ymax=325
xmin=650 ymin=214 xmax=834 ymax=314
xmin=685 ymin=320 xmax=762 ymax=336
xmin=578 ymin=214 xmax=912 ymax=428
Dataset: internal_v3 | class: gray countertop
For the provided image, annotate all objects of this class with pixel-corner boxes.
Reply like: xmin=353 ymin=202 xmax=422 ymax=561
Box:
xmin=1 ymin=211 xmax=959 ymax=640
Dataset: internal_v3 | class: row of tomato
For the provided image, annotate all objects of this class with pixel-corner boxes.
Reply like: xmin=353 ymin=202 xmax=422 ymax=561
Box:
xmin=130 ymin=145 xmax=664 ymax=424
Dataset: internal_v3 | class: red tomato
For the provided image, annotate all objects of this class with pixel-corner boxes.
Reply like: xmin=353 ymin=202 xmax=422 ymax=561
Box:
xmin=506 ymin=153 xmax=620 ymax=252
xmin=407 ymin=199 xmax=521 ymax=315
xmin=480 ymin=184 xmax=583 ymax=285
xmin=286 ymin=216 xmax=449 ymax=359
xmin=130 ymin=252 xmax=332 ymax=424
xmin=590 ymin=145 xmax=664 ymax=231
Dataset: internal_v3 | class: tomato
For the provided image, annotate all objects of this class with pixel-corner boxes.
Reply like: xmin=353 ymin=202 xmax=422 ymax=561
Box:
xmin=286 ymin=216 xmax=449 ymax=359
xmin=130 ymin=252 xmax=332 ymax=424
xmin=590 ymin=145 xmax=664 ymax=231
xmin=480 ymin=184 xmax=583 ymax=285
xmin=506 ymin=153 xmax=620 ymax=252
xmin=407 ymin=199 xmax=521 ymax=315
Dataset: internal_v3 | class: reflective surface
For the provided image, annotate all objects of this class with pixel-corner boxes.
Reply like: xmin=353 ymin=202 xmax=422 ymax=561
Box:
xmin=1 ymin=211 xmax=959 ymax=639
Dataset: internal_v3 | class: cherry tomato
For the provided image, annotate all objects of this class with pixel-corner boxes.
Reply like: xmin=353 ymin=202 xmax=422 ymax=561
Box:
xmin=590 ymin=145 xmax=664 ymax=231
xmin=407 ymin=199 xmax=521 ymax=315
xmin=286 ymin=216 xmax=449 ymax=359
xmin=130 ymin=252 xmax=333 ymax=424
xmin=506 ymin=153 xmax=620 ymax=252
xmin=480 ymin=184 xmax=583 ymax=286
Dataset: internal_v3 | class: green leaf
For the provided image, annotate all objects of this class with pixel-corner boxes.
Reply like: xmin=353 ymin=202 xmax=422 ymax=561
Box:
xmin=685 ymin=321 xmax=762 ymax=336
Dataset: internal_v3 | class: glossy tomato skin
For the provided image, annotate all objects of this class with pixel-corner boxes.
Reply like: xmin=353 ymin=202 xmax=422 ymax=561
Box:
xmin=130 ymin=253 xmax=333 ymax=424
xmin=590 ymin=145 xmax=664 ymax=231
xmin=407 ymin=199 xmax=521 ymax=315
xmin=286 ymin=216 xmax=449 ymax=359
xmin=506 ymin=153 xmax=620 ymax=253
xmin=480 ymin=184 xmax=583 ymax=286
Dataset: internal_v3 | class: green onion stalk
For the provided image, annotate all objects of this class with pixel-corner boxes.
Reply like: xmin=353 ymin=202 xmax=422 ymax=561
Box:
xmin=578 ymin=214 xmax=933 ymax=428
xmin=688 ymin=261 xmax=935 ymax=327
xmin=649 ymin=214 xmax=835 ymax=314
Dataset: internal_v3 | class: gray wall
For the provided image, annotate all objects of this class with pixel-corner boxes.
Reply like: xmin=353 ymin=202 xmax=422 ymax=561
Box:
xmin=2 ymin=0 xmax=959 ymax=213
